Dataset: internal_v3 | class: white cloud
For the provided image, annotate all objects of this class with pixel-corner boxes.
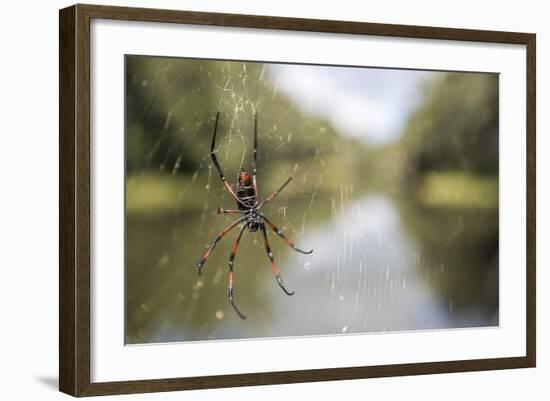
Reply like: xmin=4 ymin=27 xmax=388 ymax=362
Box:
xmin=268 ymin=64 xmax=437 ymax=144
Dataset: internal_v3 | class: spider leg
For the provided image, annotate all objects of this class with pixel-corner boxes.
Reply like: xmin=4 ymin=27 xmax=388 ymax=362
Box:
xmin=210 ymin=112 xmax=248 ymax=208
xmin=227 ymin=224 xmax=248 ymax=319
xmin=197 ymin=216 xmax=246 ymax=275
xmin=260 ymin=215 xmax=313 ymax=255
xmin=252 ymin=113 xmax=258 ymax=196
xmin=216 ymin=207 xmax=243 ymax=215
xmin=257 ymin=176 xmax=292 ymax=209
xmin=261 ymin=224 xmax=294 ymax=296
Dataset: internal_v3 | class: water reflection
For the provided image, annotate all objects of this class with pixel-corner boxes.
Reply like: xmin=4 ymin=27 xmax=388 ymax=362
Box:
xmin=126 ymin=191 xmax=498 ymax=344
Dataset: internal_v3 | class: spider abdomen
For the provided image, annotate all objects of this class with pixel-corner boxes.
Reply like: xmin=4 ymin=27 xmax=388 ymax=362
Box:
xmin=236 ymin=168 xmax=257 ymax=210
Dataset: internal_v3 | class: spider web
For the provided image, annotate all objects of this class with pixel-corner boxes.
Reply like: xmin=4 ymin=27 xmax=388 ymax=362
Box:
xmin=124 ymin=56 xmax=499 ymax=344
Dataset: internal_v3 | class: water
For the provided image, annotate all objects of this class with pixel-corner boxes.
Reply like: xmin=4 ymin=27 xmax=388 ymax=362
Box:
xmin=125 ymin=189 xmax=498 ymax=344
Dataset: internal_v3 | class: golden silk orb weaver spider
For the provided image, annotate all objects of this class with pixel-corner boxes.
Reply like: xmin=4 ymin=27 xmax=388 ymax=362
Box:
xmin=197 ymin=112 xmax=313 ymax=319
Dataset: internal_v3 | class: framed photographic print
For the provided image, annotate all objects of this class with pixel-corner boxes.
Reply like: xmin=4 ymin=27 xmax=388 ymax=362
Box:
xmin=59 ymin=4 xmax=536 ymax=397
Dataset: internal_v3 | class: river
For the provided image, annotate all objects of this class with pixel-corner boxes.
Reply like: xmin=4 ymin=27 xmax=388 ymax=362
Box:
xmin=125 ymin=191 xmax=499 ymax=344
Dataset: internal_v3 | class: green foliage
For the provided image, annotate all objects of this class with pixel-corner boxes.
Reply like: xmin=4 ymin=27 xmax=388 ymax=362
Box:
xmin=125 ymin=58 xmax=500 ymax=215
xmin=417 ymin=171 xmax=498 ymax=209
xmin=401 ymin=73 xmax=499 ymax=175
xmin=125 ymin=56 xmax=349 ymax=175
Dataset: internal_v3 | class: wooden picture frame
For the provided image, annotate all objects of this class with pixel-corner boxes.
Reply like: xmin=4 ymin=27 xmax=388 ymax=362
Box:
xmin=59 ymin=3 xmax=536 ymax=397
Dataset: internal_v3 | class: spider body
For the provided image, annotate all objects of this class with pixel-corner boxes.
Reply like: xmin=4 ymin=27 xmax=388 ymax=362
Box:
xmin=197 ymin=112 xmax=313 ymax=319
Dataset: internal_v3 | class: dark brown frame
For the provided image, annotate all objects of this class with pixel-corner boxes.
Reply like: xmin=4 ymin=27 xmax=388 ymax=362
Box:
xmin=59 ymin=3 xmax=536 ymax=397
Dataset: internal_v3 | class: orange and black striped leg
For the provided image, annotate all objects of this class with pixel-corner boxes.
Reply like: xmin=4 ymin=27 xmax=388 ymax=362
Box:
xmin=261 ymin=224 xmax=295 ymax=296
xmin=257 ymin=177 xmax=292 ymax=209
xmin=197 ymin=217 xmax=246 ymax=276
xmin=210 ymin=112 xmax=248 ymax=208
xmin=260 ymin=215 xmax=313 ymax=255
xmin=228 ymin=225 xmax=248 ymax=319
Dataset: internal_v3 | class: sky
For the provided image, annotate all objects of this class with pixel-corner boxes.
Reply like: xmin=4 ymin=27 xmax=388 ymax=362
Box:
xmin=267 ymin=64 xmax=439 ymax=145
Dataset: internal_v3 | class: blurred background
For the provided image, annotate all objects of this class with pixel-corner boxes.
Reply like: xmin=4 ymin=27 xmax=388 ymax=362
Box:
xmin=125 ymin=55 xmax=499 ymax=344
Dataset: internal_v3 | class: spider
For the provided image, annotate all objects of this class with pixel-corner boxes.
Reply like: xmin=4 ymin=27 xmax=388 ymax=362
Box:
xmin=197 ymin=112 xmax=313 ymax=319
